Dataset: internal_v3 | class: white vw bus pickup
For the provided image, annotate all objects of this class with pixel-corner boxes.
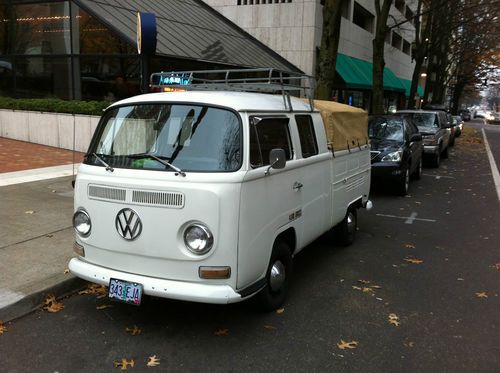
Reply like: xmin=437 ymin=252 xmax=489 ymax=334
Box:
xmin=69 ymin=69 xmax=372 ymax=310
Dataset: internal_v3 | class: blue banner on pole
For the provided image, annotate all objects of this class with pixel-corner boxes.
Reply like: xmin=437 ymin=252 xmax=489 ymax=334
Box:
xmin=137 ymin=12 xmax=157 ymax=55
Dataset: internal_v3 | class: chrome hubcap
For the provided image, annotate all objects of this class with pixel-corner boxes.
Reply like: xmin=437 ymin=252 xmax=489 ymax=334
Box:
xmin=269 ymin=260 xmax=286 ymax=292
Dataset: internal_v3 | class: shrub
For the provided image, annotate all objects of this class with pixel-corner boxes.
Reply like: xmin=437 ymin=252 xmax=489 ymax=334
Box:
xmin=0 ymin=97 xmax=111 ymax=116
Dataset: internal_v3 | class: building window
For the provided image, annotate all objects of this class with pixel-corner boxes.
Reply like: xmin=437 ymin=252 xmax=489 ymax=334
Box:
xmin=353 ymin=2 xmax=374 ymax=33
xmin=341 ymin=0 xmax=351 ymax=20
xmin=76 ymin=7 xmax=134 ymax=54
xmin=13 ymin=2 xmax=71 ymax=55
xmin=405 ymin=6 xmax=415 ymax=25
xmin=402 ymin=39 xmax=411 ymax=55
xmin=395 ymin=0 xmax=405 ymax=13
xmin=14 ymin=57 xmax=72 ymax=99
xmin=391 ymin=32 xmax=402 ymax=50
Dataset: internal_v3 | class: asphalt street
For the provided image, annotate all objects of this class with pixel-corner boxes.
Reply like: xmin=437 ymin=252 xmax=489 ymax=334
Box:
xmin=0 ymin=120 xmax=499 ymax=372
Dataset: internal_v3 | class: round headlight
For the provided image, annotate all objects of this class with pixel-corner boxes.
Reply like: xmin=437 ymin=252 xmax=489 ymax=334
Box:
xmin=184 ymin=224 xmax=213 ymax=255
xmin=73 ymin=209 xmax=91 ymax=237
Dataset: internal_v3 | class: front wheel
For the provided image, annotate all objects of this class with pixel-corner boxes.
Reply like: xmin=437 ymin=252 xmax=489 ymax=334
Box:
xmin=412 ymin=158 xmax=422 ymax=180
xmin=335 ymin=208 xmax=357 ymax=246
xmin=396 ymin=167 xmax=410 ymax=196
xmin=256 ymin=241 xmax=292 ymax=311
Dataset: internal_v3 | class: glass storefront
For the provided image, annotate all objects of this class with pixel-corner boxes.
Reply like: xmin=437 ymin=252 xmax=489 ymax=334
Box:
xmin=0 ymin=0 xmax=139 ymax=100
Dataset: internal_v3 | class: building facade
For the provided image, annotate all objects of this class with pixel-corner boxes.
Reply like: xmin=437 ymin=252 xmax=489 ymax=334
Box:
xmin=0 ymin=0 xmax=300 ymax=101
xmin=203 ymin=0 xmax=422 ymax=110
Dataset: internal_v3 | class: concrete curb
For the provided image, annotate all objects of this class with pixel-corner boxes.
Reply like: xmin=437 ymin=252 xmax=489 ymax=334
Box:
xmin=0 ymin=276 xmax=87 ymax=322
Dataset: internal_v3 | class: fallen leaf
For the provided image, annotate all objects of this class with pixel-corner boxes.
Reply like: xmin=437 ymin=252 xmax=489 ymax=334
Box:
xmin=388 ymin=313 xmax=401 ymax=326
xmin=357 ymin=279 xmax=371 ymax=284
xmin=45 ymin=234 xmax=53 ymax=238
xmin=404 ymin=257 xmax=423 ymax=264
xmin=0 ymin=321 xmax=7 ymax=335
xmin=42 ymin=294 xmax=65 ymax=313
xmin=96 ymin=304 xmax=113 ymax=310
xmin=125 ymin=325 xmax=142 ymax=335
xmin=475 ymin=292 xmax=488 ymax=298
xmin=352 ymin=286 xmax=362 ymax=291
xmin=24 ymin=210 xmax=35 ymax=214
xmin=78 ymin=284 xmax=108 ymax=298
xmin=114 ymin=358 xmax=135 ymax=370
xmin=147 ymin=355 xmax=160 ymax=367
xmin=494 ymin=263 xmax=500 ymax=270
xmin=264 ymin=325 xmax=277 ymax=330
xmin=405 ymin=244 xmax=416 ymax=249
xmin=214 ymin=328 xmax=229 ymax=337
xmin=362 ymin=287 xmax=374 ymax=293
xmin=63 ymin=268 xmax=70 ymax=274
xmin=337 ymin=340 xmax=359 ymax=350
xmin=370 ymin=285 xmax=382 ymax=289
xmin=276 ymin=308 xmax=285 ymax=315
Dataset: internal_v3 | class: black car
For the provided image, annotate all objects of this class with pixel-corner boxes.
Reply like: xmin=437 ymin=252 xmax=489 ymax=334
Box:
xmin=369 ymin=115 xmax=423 ymax=195
xmin=458 ymin=109 xmax=471 ymax=121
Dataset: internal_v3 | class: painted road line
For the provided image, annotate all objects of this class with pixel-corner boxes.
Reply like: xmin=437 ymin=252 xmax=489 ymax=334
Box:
xmin=0 ymin=164 xmax=80 ymax=187
xmin=376 ymin=213 xmax=436 ymax=224
xmin=482 ymin=128 xmax=500 ymax=202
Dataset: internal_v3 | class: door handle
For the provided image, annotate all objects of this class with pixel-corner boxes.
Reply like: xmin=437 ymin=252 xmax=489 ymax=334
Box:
xmin=293 ymin=182 xmax=303 ymax=191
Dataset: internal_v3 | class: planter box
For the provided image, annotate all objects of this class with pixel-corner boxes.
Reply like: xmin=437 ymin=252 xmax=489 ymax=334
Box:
xmin=0 ymin=109 xmax=99 ymax=152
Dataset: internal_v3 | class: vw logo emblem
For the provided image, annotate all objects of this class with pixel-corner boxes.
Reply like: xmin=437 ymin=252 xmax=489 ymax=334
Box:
xmin=115 ymin=208 xmax=142 ymax=241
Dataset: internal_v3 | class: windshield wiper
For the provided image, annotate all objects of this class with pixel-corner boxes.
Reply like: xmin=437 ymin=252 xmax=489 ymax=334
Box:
xmin=92 ymin=153 xmax=114 ymax=172
xmin=128 ymin=153 xmax=186 ymax=177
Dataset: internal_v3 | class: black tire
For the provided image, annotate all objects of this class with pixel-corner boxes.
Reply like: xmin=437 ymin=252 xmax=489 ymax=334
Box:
xmin=442 ymin=145 xmax=449 ymax=159
xmin=335 ymin=208 xmax=357 ymax=246
xmin=256 ymin=241 xmax=292 ymax=311
xmin=431 ymin=151 xmax=440 ymax=168
xmin=412 ymin=158 xmax=422 ymax=180
xmin=396 ymin=167 xmax=410 ymax=196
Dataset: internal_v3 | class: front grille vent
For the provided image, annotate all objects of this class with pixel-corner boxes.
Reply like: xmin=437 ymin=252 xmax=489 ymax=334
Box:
xmin=88 ymin=185 xmax=126 ymax=201
xmin=132 ymin=190 xmax=184 ymax=208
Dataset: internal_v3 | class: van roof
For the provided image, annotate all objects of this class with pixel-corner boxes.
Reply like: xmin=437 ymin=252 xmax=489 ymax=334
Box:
xmin=109 ymin=91 xmax=316 ymax=113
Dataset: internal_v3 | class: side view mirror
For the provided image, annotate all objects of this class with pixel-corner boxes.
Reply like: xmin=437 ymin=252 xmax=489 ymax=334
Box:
xmin=265 ymin=148 xmax=286 ymax=175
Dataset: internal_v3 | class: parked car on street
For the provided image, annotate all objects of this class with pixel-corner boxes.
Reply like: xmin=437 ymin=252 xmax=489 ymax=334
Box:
xmin=487 ymin=112 xmax=500 ymax=124
xmin=458 ymin=109 xmax=471 ymax=121
xmin=69 ymin=69 xmax=373 ymax=311
xmin=446 ymin=114 xmax=456 ymax=146
xmin=453 ymin=115 xmax=464 ymax=136
xmin=369 ymin=115 xmax=423 ymax=195
xmin=396 ymin=110 xmax=451 ymax=167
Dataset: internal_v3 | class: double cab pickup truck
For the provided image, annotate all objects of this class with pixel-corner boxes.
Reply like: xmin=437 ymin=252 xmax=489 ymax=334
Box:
xmin=69 ymin=69 xmax=372 ymax=310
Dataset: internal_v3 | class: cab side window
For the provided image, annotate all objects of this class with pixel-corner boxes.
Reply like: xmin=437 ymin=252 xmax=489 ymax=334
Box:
xmin=250 ymin=117 xmax=292 ymax=168
xmin=295 ymin=115 xmax=318 ymax=158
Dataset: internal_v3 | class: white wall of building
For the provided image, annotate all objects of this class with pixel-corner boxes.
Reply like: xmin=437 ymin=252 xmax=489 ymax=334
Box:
xmin=203 ymin=0 xmax=416 ymax=80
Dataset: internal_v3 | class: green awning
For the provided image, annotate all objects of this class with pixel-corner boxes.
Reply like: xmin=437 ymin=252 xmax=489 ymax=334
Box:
xmin=335 ymin=54 xmax=406 ymax=92
xmin=400 ymin=79 xmax=424 ymax=97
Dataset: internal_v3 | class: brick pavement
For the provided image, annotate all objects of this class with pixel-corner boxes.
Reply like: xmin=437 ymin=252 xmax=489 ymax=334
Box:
xmin=0 ymin=137 xmax=84 ymax=173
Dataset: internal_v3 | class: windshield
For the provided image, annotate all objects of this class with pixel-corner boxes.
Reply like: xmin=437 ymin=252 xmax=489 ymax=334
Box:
xmin=368 ymin=117 xmax=404 ymax=142
xmin=402 ymin=113 xmax=438 ymax=128
xmin=86 ymin=104 xmax=241 ymax=172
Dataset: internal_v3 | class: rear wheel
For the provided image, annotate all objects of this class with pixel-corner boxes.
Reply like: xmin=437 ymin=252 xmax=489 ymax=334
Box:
xmin=256 ymin=241 xmax=292 ymax=311
xmin=412 ymin=158 xmax=422 ymax=180
xmin=442 ymin=145 xmax=449 ymax=159
xmin=335 ymin=208 xmax=357 ymax=246
xmin=431 ymin=151 xmax=440 ymax=168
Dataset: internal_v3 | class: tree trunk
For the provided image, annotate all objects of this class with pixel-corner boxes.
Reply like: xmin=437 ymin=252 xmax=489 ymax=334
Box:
xmin=372 ymin=0 xmax=393 ymax=114
xmin=316 ymin=0 xmax=343 ymax=100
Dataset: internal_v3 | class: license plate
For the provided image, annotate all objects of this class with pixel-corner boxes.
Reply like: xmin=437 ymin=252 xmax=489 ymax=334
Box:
xmin=108 ymin=278 xmax=143 ymax=305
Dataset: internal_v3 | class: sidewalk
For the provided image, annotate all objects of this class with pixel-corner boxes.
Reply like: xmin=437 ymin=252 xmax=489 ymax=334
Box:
xmin=0 ymin=138 xmax=86 ymax=321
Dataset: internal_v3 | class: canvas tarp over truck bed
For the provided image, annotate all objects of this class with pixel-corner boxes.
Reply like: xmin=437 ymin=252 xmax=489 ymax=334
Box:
xmin=313 ymin=100 xmax=369 ymax=152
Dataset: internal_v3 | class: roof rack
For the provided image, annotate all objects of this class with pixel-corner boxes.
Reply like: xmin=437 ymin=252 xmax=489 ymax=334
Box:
xmin=149 ymin=68 xmax=315 ymax=112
